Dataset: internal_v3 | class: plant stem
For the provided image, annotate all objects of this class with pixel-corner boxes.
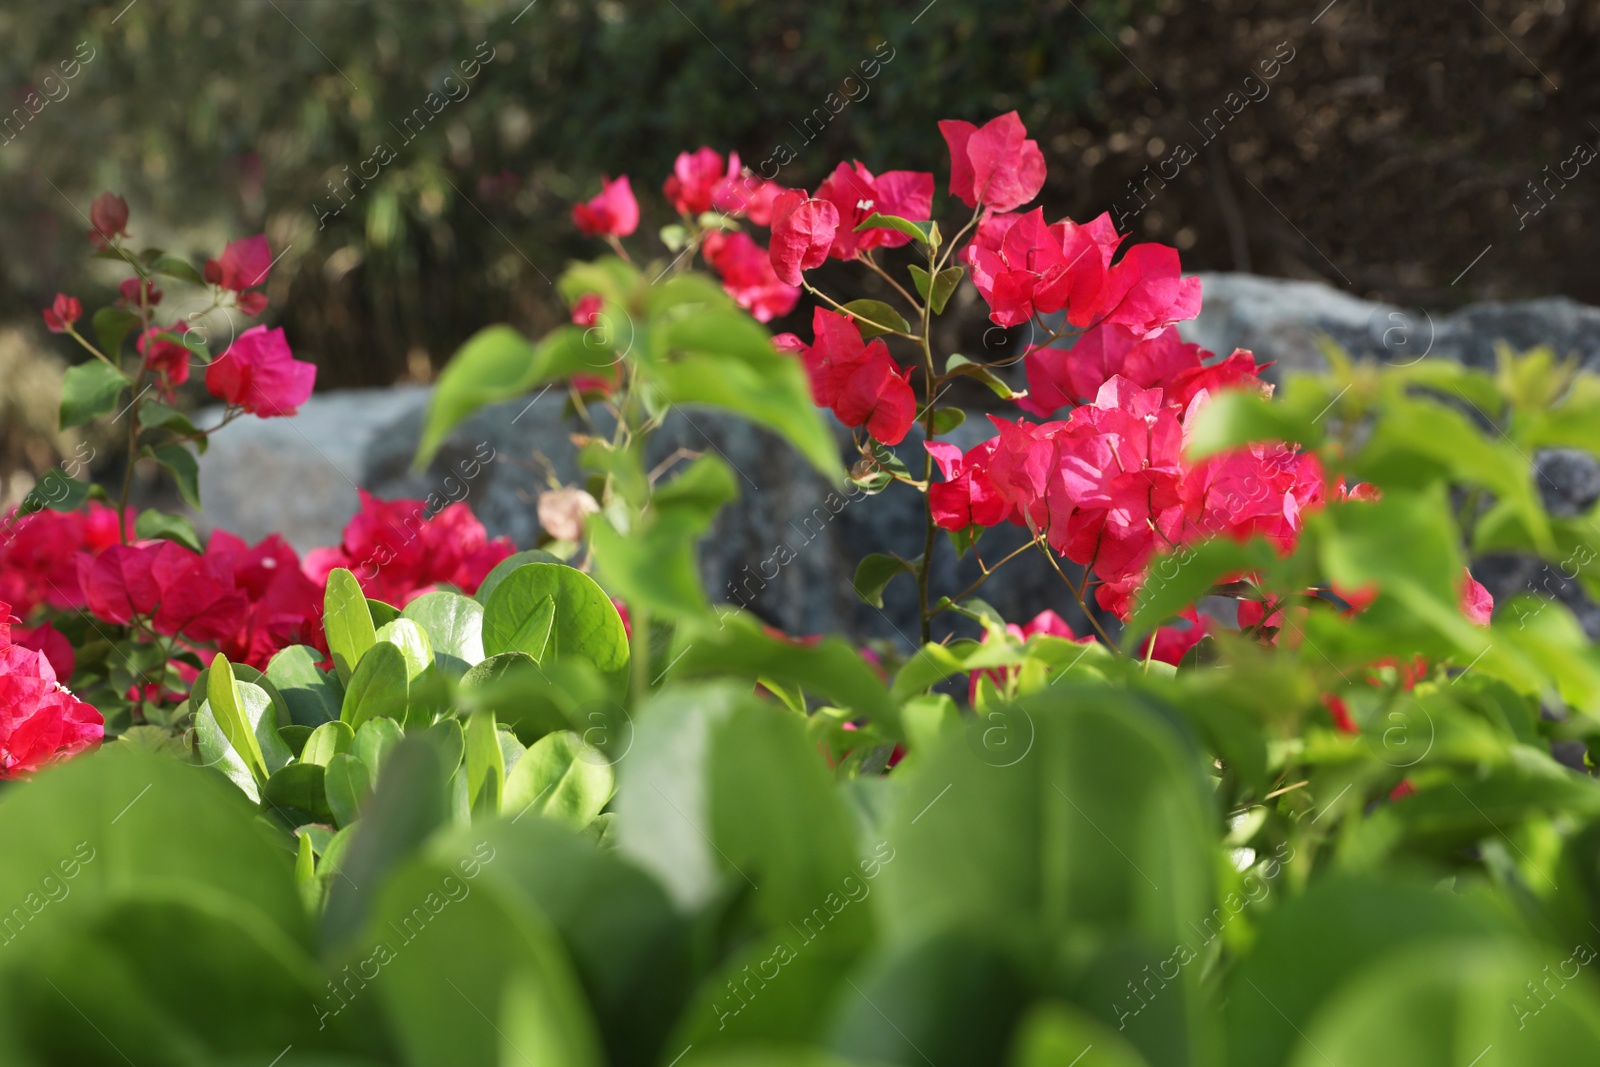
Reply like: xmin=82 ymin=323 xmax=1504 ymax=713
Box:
xmin=1037 ymin=544 xmax=1118 ymax=650
xmin=802 ymin=281 xmax=920 ymax=341
xmin=855 ymin=252 xmax=921 ymax=310
xmin=915 ymin=250 xmax=939 ymax=645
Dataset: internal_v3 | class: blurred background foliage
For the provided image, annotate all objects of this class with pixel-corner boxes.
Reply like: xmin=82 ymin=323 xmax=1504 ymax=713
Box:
xmin=2 ymin=0 xmax=1597 ymax=489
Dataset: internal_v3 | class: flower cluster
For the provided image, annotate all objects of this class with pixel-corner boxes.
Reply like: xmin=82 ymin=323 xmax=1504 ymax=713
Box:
xmin=0 ymin=601 xmax=102 ymax=779
xmin=563 ymin=110 xmax=1496 ymax=659
xmin=3 ymin=489 xmax=513 ymax=682
xmin=304 ymin=489 xmax=515 ymax=608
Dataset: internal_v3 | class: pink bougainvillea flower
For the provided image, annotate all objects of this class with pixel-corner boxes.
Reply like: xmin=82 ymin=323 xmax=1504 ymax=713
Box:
xmin=12 ymin=622 xmax=74 ymax=683
xmin=1461 ymin=567 xmax=1494 ymax=625
xmin=119 ymin=276 xmax=162 ymax=307
xmin=768 ymin=191 xmax=839 ymax=286
xmin=1091 ymin=243 xmax=1203 ymax=336
xmin=664 ymin=147 xmax=731 ymax=216
xmin=206 ymin=325 xmax=317 ymax=417
xmin=1022 ymin=323 xmax=1269 ymax=419
xmin=789 ymin=308 xmax=916 ymax=445
xmin=965 ymin=208 xmax=1121 ymax=328
xmin=0 ymin=505 xmax=128 ymax=617
xmin=0 ymin=602 xmax=103 ymax=779
xmin=939 ymin=112 xmax=1047 ymax=213
xmin=205 ymin=234 xmax=273 ymax=292
xmin=926 ymin=439 xmax=1008 ymax=530
xmin=713 ymin=168 xmax=789 ymax=225
xmin=1177 ymin=442 xmax=1324 ymax=554
xmin=78 ymin=541 xmax=249 ymax=644
xmin=572 ymin=175 xmax=640 ymax=238
xmin=204 ymin=530 xmax=324 ymax=668
xmin=571 ymin=294 xmax=604 ymax=328
xmin=89 ymin=192 xmax=129 ymax=244
xmin=814 ymin=161 xmax=934 ymax=259
xmin=303 ymin=490 xmax=514 ymax=607
xmin=236 ymin=291 xmax=269 ymax=317
xmin=42 ymin=293 xmax=82 ymax=333
xmin=137 ymin=321 xmax=193 ymax=399
xmin=702 ymin=231 xmax=800 ymax=322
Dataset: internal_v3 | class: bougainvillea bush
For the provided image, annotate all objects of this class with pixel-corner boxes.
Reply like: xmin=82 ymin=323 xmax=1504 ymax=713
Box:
xmin=9 ymin=115 xmax=1600 ymax=1064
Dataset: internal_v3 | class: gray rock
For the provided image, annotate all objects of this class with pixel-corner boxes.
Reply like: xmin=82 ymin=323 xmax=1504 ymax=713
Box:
xmin=1179 ymin=273 xmax=1600 ymax=377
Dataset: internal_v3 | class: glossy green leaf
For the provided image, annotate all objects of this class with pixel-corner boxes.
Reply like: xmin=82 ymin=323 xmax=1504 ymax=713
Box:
xmin=503 ymin=730 xmax=613 ymax=828
xmin=483 ymin=562 xmax=630 ymax=696
xmin=146 ymin=443 xmax=202 ymax=510
xmin=853 ymin=552 xmax=915 ymax=609
xmin=265 ymin=644 xmax=343 ymax=726
xmin=59 ymin=359 xmax=130 ymax=430
xmin=324 ymin=752 xmax=372 ymax=829
xmin=840 ymin=299 xmax=910 ymax=340
xmin=300 ymin=719 xmax=354 ymax=766
xmin=324 ymin=568 xmax=377 ymax=683
xmin=402 ymin=590 xmax=486 ymax=674
xmin=133 ymin=508 xmax=202 ymax=552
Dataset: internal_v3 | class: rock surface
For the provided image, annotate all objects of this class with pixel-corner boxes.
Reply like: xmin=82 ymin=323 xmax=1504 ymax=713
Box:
xmin=188 ymin=273 xmax=1600 ymax=644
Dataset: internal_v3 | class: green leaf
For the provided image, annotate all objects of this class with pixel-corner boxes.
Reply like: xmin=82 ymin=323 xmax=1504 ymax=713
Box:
xmin=321 ymin=736 xmax=450 ymax=949
xmin=853 ymin=553 xmax=915 ymax=609
xmin=880 ymin=685 xmax=1217 ymax=959
xmin=372 ymin=857 xmax=603 ymax=1067
xmin=324 ymin=568 xmax=377 ymax=683
xmin=339 ymin=641 xmax=411 ymax=730
xmin=475 ymin=549 xmax=566 ymax=605
xmin=138 ymin=399 xmax=201 ymax=438
xmin=502 ymin=730 xmax=613 ymax=828
xmin=670 ymin=614 xmax=903 ymax=736
xmin=15 ymin=469 xmax=97 ymax=515
xmin=930 ymin=407 xmax=966 ymax=435
xmin=647 ymin=310 xmax=844 ymax=479
xmin=261 ymin=762 xmax=334 ymax=823
xmin=910 ymin=264 xmax=965 ymax=315
xmin=265 ymin=644 xmax=343 ymax=726
xmin=1226 ymin=875 xmax=1530 ymax=1066
xmin=465 ymin=710 xmax=506 ymax=817
xmin=367 ymin=597 xmax=402 ymax=628
xmin=1125 ymin=537 xmax=1277 ymax=646
xmin=299 ymin=719 xmax=354 ymax=766
xmin=416 ymin=325 xmax=600 ymax=467
xmin=483 ymin=563 xmax=630 ymax=698
xmin=133 ymin=509 xmax=202 ymax=552
xmin=854 ymin=212 xmax=934 ymax=245
xmin=1184 ymin=388 xmax=1320 ymax=461
xmin=1009 ymin=1002 xmax=1153 ymax=1067
xmin=402 ymin=590 xmax=486 ymax=674
xmin=841 ymin=299 xmax=911 ymax=340
xmin=944 ymin=354 xmax=1018 ymax=399
xmin=206 ymin=654 xmax=270 ymax=786
xmin=91 ymin=305 xmax=140 ymax=359
xmin=452 ymin=819 xmax=691 ymax=1067
xmin=1291 ymin=941 xmax=1600 ymax=1064
xmin=149 ymin=253 xmax=205 ymax=284
xmin=59 ymin=360 xmax=130 ymax=430
xmin=828 ymin=929 xmax=1034 ymax=1065
xmin=352 ymin=716 xmax=405 ymax=783
xmin=615 ymin=683 xmax=868 ymax=932
xmin=147 ymin=443 xmax=202 ymax=510
xmin=323 ymin=752 xmax=372 ymax=828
